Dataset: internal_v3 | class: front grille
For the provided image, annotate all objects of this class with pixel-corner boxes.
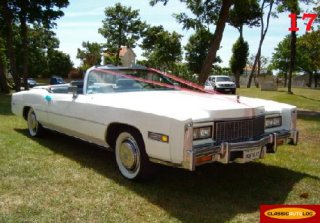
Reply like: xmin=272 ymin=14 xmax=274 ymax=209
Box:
xmin=214 ymin=116 xmax=265 ymax=143
xmin=220 ymin=84 xmax=233 ymax=87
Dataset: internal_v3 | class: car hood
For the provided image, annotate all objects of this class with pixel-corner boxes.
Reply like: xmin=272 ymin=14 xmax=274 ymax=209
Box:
xmin=90 ymin=90 xmax=295 ymax=122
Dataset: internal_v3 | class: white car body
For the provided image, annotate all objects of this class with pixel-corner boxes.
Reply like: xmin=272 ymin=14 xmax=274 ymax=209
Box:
xmin=11 ymin=66 xmax=299 ymax=180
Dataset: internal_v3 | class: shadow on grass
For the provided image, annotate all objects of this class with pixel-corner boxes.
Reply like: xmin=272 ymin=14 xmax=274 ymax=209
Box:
xmin=0 ymin=94 xmax=13 ymax=116
xmin=296 ymin=94 xmax=320 ymax=103
xmin=298 ymin=111 xmax=320 ymax=121
xmin=14 ymin=128 xmax=320 ymax=222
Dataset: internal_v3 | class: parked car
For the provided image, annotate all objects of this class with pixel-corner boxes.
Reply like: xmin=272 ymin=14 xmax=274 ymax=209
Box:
xmin=205 ymin=75 xmax=236 ymax=94
xmin=21 ymin=78 xmax=37 ymax=88
xmin=11 ymin=66 xmax=299 ymax=181
xmin=50 ymin=76 xmax=65 ymax=85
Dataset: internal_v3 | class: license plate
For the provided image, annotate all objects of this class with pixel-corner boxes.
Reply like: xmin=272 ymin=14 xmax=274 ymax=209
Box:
xmin=243 ymin=147 xmax=261 ymax=162
xmin=224 ymin=89 xmax=230 ymax=91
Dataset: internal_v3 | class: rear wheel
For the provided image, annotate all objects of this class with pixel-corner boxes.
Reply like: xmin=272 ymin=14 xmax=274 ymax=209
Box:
xmin=27 ymin=108 xmax=44 ymax=137
xmin=115 ymin=129 xmax=154 ymax=181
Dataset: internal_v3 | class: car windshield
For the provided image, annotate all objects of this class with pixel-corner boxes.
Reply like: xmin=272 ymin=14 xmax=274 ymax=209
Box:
xmin=86 ymin=68 xmax=178 ymax=94
xmin=216 ymin=76 xmax=232 ymax=82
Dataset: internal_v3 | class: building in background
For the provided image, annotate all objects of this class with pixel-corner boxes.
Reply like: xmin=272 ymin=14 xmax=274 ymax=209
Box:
xmin=102 ymin=46 xmax=136 ymax=67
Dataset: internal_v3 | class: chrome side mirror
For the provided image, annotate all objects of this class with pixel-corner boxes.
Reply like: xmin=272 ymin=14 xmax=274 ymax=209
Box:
xmin=68 ymin=85 xmax=78 ymax=99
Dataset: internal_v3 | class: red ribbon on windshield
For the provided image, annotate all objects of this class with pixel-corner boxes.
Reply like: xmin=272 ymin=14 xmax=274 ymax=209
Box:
xmin=92 ymin=67 xmax=252 ymax=108
xmin=148 ymin=68 xmax=216 ymax=94
xmin=93 ymin=68 xmax=209 ymax=94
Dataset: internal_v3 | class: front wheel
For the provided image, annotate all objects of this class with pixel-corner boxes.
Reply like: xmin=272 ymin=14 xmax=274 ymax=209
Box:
xmin=115 ymin=129 xmax=154 ymax=181
xmin=27 ymin=108 xmax=44 ymax=137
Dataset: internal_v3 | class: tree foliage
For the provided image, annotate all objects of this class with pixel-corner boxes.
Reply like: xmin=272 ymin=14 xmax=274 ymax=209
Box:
xmin=229 ymin=37 xmax=249 ymax=87
xmin=47 ymin=49 xmax=73 ymax=78
xmin=140 ymin=25 xmax=182 ymax=71
xmin=270 ymin=35 xmax=291 ymax=85
xmin=0 ymin=37 xmax=10 ymax=93
xmin=99 ymin=3 xmax=146 ymax=65
xmin=0 ymin=0 xmax=69 ymax=91
xmin=77 ymin=42 xmax=102 ymax=70
xmin=228 ymin=0 xmax=261 ymax=38
xmin=185 ymin=28 xmax=215 ymax=74
xmin=271 ymin=31 xmax=320 ymax=88
xmin=150 ymin=0 xmax=234 ymax=83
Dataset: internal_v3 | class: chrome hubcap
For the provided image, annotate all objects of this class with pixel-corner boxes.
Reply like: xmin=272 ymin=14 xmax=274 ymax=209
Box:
xmin=119 ymin=139 xmax=137 ymax=170
xmin=28 ymin=112 xmax=38 ymax=134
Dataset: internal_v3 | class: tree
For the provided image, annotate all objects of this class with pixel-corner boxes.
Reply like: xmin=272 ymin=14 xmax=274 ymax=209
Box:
xmin=253 ymin=55 xmax=269 ymax=77
xmin=0 ymin=37 xmax=10 ymax=93
xmin=247 ymin=0 xmax=275 ymax=88
xmin=286 ymin=0 xmax=298 ymax=94
xmin=140 ymin=25 xmax=182 ymax=71
xmin=150 ymin=0 xmax=234 ymax=84
xmin=99 ymin=3 xmax=146 ymax=65
xmin=0 ymin=0 xmax=20 ymax=91
xmin=228 ymin=0 xmax=260 ymax=87
xmin=270 ymin=35 xmax=292 ymax=87
xmin=16 ymin=25 xmax=60 ymax=78
xmin=271 ymin=31 xmax=320 ymax=88
xmin=0 ymin=14 xmax=9 ymax=93
xmin=296 ymin=31 xmax=320 ymax=88
xmin=47 ymin=50 xmax=73 ymax=78
xmin=229 ymin=37 xmax=249 ymax=87
xmin=228 ymin=0 xmax=261 ymax=39
xmin=185 ymin=28 xmax=214 ymax=74
xmin=247 ymin=0 xmax=314 ymax=90
xmin=0 ymin=0 xmax=69 ymax=91
xmin=16 ymin=0 xmax=69 ymax=90
xmin=77 ymin=42 xmax=102 ymax=70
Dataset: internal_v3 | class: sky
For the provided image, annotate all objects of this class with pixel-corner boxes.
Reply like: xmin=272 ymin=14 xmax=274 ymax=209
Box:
xmin=53 ymin=0 xmax=316 ymax=68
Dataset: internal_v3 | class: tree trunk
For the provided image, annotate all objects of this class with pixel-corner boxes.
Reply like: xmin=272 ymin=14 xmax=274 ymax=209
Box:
xmin=314 ymin=72 xmax=318 ymax=88
xmin=284 ymin=72 xmax=287 ymax=87
xmin=0 ymin=58 xmax=10 ymax=93
xmin=247 ymin=0 xmax=273 ymax=88
xmin=288 ymin=19 xmax=297 ymax=94
xmin=307 ymin=71 xmax=313 ymax=87
xmin=115 ymin=26 xmax=122 ymax=66
xmin=1 ymin=0 xmax=20 ymax=92
xmin=19 ymin=4 xmax=29 ymax=90
xmin=239 ymin=25 xmax=243 ymax=39
xmin=199 ymin=0 xmax=233 ymax=84
xmin=235 ymin=71 xmax=240 ymax=88
xmin=115 ymin=47 xmax=120 ymax=66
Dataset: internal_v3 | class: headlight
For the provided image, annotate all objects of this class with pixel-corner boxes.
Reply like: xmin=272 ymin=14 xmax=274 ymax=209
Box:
xmin=265 ymin=116 xmax=282 ymax=128
xmin=193 ymin=126 xmax=212 ymax=140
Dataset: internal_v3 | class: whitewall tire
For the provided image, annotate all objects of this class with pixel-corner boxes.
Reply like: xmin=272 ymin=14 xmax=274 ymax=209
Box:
xmin=115 ymin=129 xmax=153 ymax=181
xmin=27 ymin=108 xmax=44 ymax=137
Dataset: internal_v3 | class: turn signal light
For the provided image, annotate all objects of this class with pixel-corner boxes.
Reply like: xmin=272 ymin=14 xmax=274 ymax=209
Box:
xmin=196 ymin=155 xmax=213 ymax=164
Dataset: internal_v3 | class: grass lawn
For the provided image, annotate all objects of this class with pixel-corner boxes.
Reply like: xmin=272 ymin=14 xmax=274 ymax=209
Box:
xmin=0 ymin=88 xmax=320 ymax=223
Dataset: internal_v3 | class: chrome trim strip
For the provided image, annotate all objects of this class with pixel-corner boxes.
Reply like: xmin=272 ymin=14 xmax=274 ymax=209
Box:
xmin=47 ymin=111 xmax=106 ymax=126
xmin=182 ymin=129 xmax=294 ymax=170
xmin=183 ymin=124 xmax=194 ymax=171
xmin=43 ymin=123 xmax=109 ymax=148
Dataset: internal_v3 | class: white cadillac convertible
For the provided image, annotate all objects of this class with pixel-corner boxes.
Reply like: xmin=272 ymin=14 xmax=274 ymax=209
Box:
xmin=11 ymin=66 xmax=299 ymax=180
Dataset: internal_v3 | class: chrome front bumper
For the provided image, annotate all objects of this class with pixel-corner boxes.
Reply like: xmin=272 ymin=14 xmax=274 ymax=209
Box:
xmin=182 ymin=129 xmax=299 ymax=171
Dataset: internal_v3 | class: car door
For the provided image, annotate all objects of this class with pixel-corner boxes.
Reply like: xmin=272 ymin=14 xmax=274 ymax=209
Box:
xmin=46 ymin=93 xmax=107 ymax=146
